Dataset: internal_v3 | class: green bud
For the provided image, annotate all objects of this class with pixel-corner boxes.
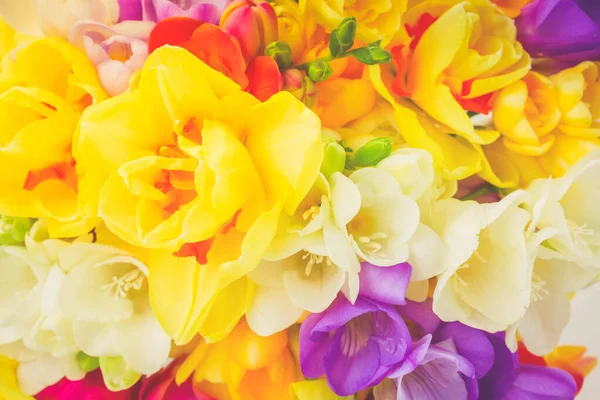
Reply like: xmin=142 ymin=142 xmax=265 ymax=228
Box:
xmin=0 ymin=216 xmax=34 ymax=246
xmin=353 ymin=137 xmax=393 ymax=167
xmin=307 ymin=60 xmax=333 ymax=82
xmin=265 ymin=41 xmax=293 ymax=70
xmin=351 ymin=42 xmax=392 ymax=65
xmin=99 ymin=356 xmax=142 ymax=392
xmin=329 ymin=17 xmax=357 ymax=57
xmin=76 ymin=351 xmax=99 ymax=372
xmin=320 ymin=139 xmax=346 ymax=177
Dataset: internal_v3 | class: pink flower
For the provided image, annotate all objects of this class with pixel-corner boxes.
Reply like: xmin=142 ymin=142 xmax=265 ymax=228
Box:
xmin=142 ymin=0 xmax=232 ymax=24
xmin=137 ymin=361 xmax=216 ymax=400
xmin=36 ymin=370 xmax=138 ymax=400
xmin=69 ymin=20 xmax=154 ymax=96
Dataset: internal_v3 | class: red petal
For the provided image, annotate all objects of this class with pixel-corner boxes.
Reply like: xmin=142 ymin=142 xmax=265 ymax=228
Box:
xmin=185 ymin=24 xmax=249 ymax=89
xmin=245 ymin=56 xmax=283 ymax=102
xmin=148 ymin=17 xmax=203 ymax=53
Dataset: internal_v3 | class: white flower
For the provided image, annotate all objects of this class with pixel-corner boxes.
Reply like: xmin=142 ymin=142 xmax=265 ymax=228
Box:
xmin=57 ymin=242 xmax=171 ymax=375
xmin=431 ymin=190 xmax=553 ymax=332
xmin=347 ymin=167 xmax=420 ymax=267
xmin=0 ymin=0 xmax=119 ymax=37
xmin=247 ymin=172 xmax=361 ymax=336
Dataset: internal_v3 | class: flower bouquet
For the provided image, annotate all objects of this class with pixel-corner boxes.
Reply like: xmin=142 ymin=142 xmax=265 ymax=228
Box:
xmin=0 ymin=0 xmax=599 ymax=399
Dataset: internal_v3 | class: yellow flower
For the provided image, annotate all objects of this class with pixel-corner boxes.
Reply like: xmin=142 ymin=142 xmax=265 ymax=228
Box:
xmin=76 ymin=46 xmax=323 ymax=344
xmin=273 ymin=0 xmax=306 ymax=61
xmin=389 ymin=0 xmax=531 ymax=143
xmin=299 ymin=0 xmax=406 ymax=44
xmin=176 ymin=321 xmax=297 ymax=400
xmin=0 ymin=38 xmax=106 ymax=237
xmin=492 ymin=71 xmax=561 ymax=156
xmin=551 ymin=61 xmax=600 ymax=139
xmin=0 ymin=356 xmax=32 ymax=400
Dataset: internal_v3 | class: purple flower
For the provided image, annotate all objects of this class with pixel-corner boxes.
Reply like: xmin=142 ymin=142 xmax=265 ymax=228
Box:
xmin=116 ymin=0 xmax=231 ymax=23
xmin=479 ymin=333 xmax=578 ymax=400
xmin=516 ymin=0 xmax=600 ymax=64
xmin=299 ymin=262 xmax=431 ymax=396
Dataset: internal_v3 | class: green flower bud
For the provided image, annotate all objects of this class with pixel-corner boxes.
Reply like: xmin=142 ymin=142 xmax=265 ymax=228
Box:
xmin=320 ymin=139 xmax=346 ymax=177
xmin=76 ymin=351 xmax=99 ymax=372
xmin=351 ymin=42 xmax=392 ymax=65
xmin=99 ymin=356 xmax=141 ymax=392
xmin=353 ymin=137 xmax=393 ymax=167
xmin=265 ymin=41 xmax=293 ymax=70
xmin=307 ymin=60 xmax=333 ymax=82
xmin=0 ymin=216 xmax=34 ymax=246
xmin=329 ymin=17 xmax=357 ymax=57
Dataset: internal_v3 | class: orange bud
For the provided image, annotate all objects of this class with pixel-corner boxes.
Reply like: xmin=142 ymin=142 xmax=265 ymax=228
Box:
xmin=220 ymin=0 xmax=278 ymax=61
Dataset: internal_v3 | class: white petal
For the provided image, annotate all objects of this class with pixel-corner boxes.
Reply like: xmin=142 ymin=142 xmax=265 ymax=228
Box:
xmin=72 ymin=320 xmax=119 ymax=357
xmin=17 ymin=355 xmax=77 ymax=395
xmin=282 ymin=262 xmax=345 ymax=313
xmin=114 ymin=302 xmax=171 ymax=374
xmin=376 ymin=148 xmax=435 ymax=200
xmin=322 ymin=200 xmax=360 ymax=273
xmin=518 ymin=293 xmax=571 ymax=356
xmin=330 ymin=172 xmax=361 ymax=228
xmin=0 ymin=0 xmax=42 ymax=35
xmin=408 ymin=224 xmax=448 ymax=281
xmin=246 ymin=286 xmax=304 ymax=336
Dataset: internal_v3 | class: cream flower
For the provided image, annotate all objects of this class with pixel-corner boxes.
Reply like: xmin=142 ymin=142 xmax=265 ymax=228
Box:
xmin=431 ymin=190 xmax=553 ymax=332
xmin=247 ymin=172 xmax=361 ymax=336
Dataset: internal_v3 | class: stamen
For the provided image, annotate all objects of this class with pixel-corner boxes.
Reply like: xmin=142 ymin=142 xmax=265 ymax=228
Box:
xmin=530 ymin=273 xmax=549 ymax=302
xmin=570 ymin=222 xmax=595 ymax=249
xmin=301 ymin=251 xmax=331 ymax=276
xmin=357 ymin=232 xmax=388 ymax=253
xmin=102 ymin=269 xmax=144 ymax=300
xmin=302 ymin=206 xmax=321 ymax=221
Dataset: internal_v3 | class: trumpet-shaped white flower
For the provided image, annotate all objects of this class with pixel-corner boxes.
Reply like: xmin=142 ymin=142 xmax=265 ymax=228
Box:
xmin=432 ymin=190 xmax=554 ymax=332
xmin=247 ymin=172 xmax=361 ymax=336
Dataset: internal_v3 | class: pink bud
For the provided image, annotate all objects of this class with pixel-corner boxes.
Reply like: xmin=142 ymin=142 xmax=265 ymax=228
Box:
xmin=282 ymin=69 xmax=316 ymax=108
xmin=220 ymin=0 xmax=278 ymax=61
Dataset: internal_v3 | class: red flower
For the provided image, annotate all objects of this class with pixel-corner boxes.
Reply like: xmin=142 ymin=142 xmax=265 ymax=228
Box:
xmin=148 ymin=17 xmax=282 ymax=101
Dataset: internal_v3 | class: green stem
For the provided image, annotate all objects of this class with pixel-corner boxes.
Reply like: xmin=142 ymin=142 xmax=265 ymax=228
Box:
xmin=460 ymin=184 xmax=496 ymax=201
xmin=294 ymin=53 xmax=350 ymax=70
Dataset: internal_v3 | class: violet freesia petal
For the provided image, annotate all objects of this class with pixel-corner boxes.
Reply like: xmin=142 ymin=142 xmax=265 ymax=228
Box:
xmin=478 ymin=333 xmax=518 ymax=400
xmin=299 ymin=312 xmax=335 ymax=378
xmin=436 ymin=322 xmax=495 ymax=379
xmin=507 ymin=365 xmax=578 ymax=400
xmin=516 ymin=0 xmax=600 ymax=63
xmin=310 ymin=295 xmax=379 ymax=334
xmin=398 ymin=298 xmax=442 ymax=335
xmin=118 ymin=0 xmax=143 ymax=21
xmin=358 ymin=262 xmax=412 ymax=305
xmin=143 ymin=0 xmax=228 ymax=24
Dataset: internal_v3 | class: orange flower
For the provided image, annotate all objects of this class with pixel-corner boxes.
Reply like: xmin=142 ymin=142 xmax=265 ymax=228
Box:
xmin=148 ymin=17 xmax=282 ymax=101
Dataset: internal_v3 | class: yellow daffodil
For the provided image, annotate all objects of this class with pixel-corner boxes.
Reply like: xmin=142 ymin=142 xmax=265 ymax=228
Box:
xmin=176 ymin=321 xmax=297 ymax=400
xmin=0 ymin=38 xmax=106 ymax=238
xmin=76 ymin=46 xmax=323 ymax=344
xmin=492 ymin=71 xmax=561 ymax=156
xmin=388 ymin=0 xmax=530 ymax=143
xmin=299 ymin=0 xmax=406 ymax=45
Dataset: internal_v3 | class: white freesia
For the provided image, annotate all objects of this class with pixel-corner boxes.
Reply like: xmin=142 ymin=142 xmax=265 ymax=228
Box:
xmin=247 ymin=172 xmax=361 ymax=336
xmin=376 ymin=149 xmax=456 ymax=298
xmin=0 ymin=222 xmax=171 ymax=393
xmin=431 ymin=190 xmax=554 ymax=332
xmin=0 ymin=0 xmax=119 ymax=37
xmin=524 ymin=150 xmax=600 ymax=267
xmin=348 ymin=168 xmax=420 ymax=267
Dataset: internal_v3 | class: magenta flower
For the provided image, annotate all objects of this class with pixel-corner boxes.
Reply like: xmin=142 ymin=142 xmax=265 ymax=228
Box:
xmin=516 ymin=0 xmax=600 ymax=64
xmin=299 ymin=262 xmax=431 ymax=396
xmin=143 ymin=0 xmax=231 ymax=24
xmin=36 ymin=370 xmax=138 ymax=400
xmin=137 ymin=360 xmax=216 ymax=400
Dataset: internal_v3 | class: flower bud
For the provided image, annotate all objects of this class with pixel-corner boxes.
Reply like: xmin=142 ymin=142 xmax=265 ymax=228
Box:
xmin=330 ymin=16 xmax=356 ymax=57
xmin=220 ymin=0 xmax=278 ymax=61
xmin=320 ymin=139 xmax=347 ymax=177
xmin=352 ymin=43 xmax=392 ymax=65
xmin=353 ymin=137 xmax=393 ymax=167
xmin=265 ymin=41 xmax=292 ymax=69
xmin=0 ymin=215 xmax=34 ymax=245
xmin=282 ymin=69 xmax=317 ymax=108
xmin=307 ymin=59 xmax=333 ymax=82
xmin=99 ymin=356 xmax=141 ymax=391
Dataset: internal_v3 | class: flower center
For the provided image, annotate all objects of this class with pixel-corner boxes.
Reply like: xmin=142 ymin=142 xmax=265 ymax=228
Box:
xmin=302 ymin=251 xmax=332 ymax=275
xmin=23 ymin=156 xmax=77 ymax=192
xmin=302 ymin=205 xmax=321 ymax=221
xmin=530 ymin=273 xmax=549 ymax=303
xmin=569 ymin=221 xmax=594 ymax=248
xmin=357 ymin=232 xmax=387 ymax=253
xmin=102 ymin=269 xmax=144 ymax=300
